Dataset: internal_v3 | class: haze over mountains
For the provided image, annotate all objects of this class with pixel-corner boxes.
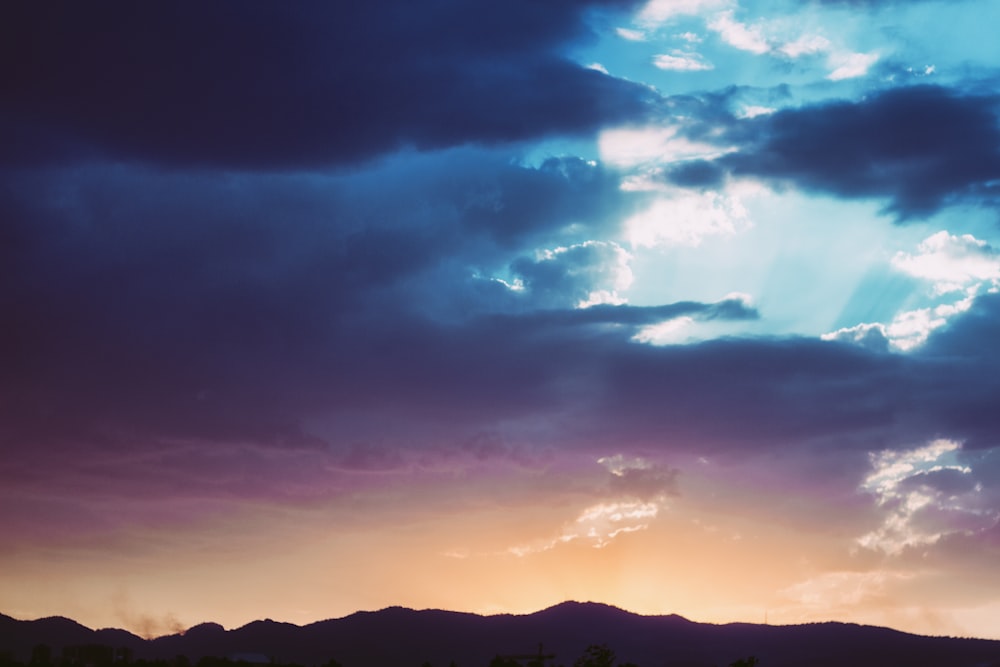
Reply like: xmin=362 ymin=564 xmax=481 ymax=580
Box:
xmin=2 ymin=602 xmax=998 ymax=667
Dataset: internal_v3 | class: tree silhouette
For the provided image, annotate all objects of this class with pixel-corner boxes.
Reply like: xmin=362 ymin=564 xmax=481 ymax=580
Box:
xmin=572 ymin=645 xmax=615 ymax=667
xmin=728 ymin=657 xmax=759 ymax=667
xmin=488 ymin=657 xmax=520 ymax=667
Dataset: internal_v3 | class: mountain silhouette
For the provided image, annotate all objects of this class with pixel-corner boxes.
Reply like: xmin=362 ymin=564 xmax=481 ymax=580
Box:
xmin=3 ymin=602 xmax=999 ymax=667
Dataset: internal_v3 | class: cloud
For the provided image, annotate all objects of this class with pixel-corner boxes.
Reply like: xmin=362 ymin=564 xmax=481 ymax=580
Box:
xmin=812 ymin=0 xmax=947 ymax=6
xmin=637 ymin=0 xmax=731 ymax=25
xmin=0 ymin=148 xmax=644 ymax=456
xmin=676 ymin=31 xmax=703 ymax=43
xmin=653 ymin=51 xmax=715 ymax=71
xmin=631 ymin=316 xmax=698 ymax=344
xmin=4 ymin=125 xmax=1000 ymax=571
xmin=509 ymin=499 xmax=663 ymax=555
xmin=826 ymin=231 xmax=995 ymax=353
xmin=890 ymin=301 xmax=978 ymax=352
xmin=459 ymin=155 xmax=639 ymax=246
xmin=856 ymin=439 xmax=997 ymax=555
xmin=601 ymin=455 xmax=681 ymax=499
xmin=829 ymin=296 xmax=976 ymax=353
xmin=827 ymin=50 xmax=881 ymax=80
xmin=624 ymin=188 xmax=753 ymax=247
xmin=783 ymin=570 xmax=912 ymax=609
xmin=700 ymin=9 xmax=835 ymax=62
xmin=0 ymin=1 xmax=656 ymax=169
xmin=735 ymin=105 xmax=777 ymax=119
xmin=708 ymin=10 xmax=771 ymax=54
xmin=3 ymin=0 xmax=1000 ymax=638
xmin=533 ymin=298 xmax=760 ymax=329
xmin=0 ymin=142 xmax=762 ymax=509
xmin=665 ymin=159 xmax=727 ymax=187
xmin=778 ymin=34 xmax=832 ymax=58
xmin=598 ymin=125 xmax=728 ymax=169
xmin=616 ymin=27 xmax=648 ymax=41
xmin=821 ymin=323 xmax=891 ymax=353
xmin=891 ymin=231 xmax=1000 ymax=295
xmin=7 ymin=154 xmax=1000 ymax=470
xmin=718 ymin=85 xmax=1000 ymax=218
xmin=511 ymin=241 xmax=635 ymax=309
xmin=629 ymin=293 xmax=757 ymax=344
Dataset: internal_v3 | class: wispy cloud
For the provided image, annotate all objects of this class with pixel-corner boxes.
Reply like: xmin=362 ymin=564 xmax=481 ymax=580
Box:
xmin=827 ymin=50 xmax=880 ymax=80
xmin=708 ymin=10 xmax=770 ymax=54
xmin=653 ymin=50 xmax=715 ymax=71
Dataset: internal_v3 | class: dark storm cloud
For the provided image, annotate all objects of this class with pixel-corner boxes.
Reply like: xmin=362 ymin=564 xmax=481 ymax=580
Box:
xmin=462 ymin=156 xmax=640 ymax=246
xmin=580 ymin=293 xmax=1000 ymax=456
xmin=0 ymin=147 xmax=644 ymax=451
xmin=0 ymin=0 xmax=655 ymax=169
xmin=4 ymin=120 xmax=1000 ymax=521
xmin=6 ymin=158 xmax=1000 ymax=470
xmin=690 ymin=85 xmax=1000 ymax=219
xmin=911 ymin=293 xmax=1000 ymax=450
xmin=516 ymin=299 xmax=759 ymax=327
xmin=311 ymin=292 xmax=1000 ymax=480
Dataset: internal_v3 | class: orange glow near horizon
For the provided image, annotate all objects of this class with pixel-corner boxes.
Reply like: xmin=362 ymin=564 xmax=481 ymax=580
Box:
xmin=3 ymin=465 xmax=998 ymax=642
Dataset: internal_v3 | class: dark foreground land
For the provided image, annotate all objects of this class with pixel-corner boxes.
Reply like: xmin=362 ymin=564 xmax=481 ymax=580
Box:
xmin=2 ymin=602 xmax=999 ymax=667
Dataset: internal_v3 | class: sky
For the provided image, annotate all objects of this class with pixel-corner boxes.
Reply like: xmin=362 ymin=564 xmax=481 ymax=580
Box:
xmin=2 ymin=0 xmax=1000 ymax=642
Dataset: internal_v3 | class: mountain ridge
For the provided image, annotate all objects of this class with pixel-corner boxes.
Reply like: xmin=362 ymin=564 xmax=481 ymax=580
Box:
xmin=2 ymin=602 xmax=998 ymax=667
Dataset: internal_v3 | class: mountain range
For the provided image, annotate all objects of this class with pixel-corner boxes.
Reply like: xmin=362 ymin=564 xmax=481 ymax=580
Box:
xmin=2 ymin=602 xmax=999 ymax=667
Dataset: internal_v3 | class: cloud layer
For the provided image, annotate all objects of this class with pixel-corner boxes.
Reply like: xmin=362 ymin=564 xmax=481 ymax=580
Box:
xmin=0 ymin=1 xmax=655 ymax=169
xmin=3 ymin=0 xmax=1000 ymax=642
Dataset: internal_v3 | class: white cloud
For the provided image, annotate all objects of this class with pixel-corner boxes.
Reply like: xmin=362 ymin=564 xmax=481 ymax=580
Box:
xmin=578 ymin=289 xmax=628 ymax=308
xmin=585 ymin=62 xmax=609 ymax=75
xmin=892 ymin=231 xmax=1000 ymax=295
xmin=707 ymin=10 xmax=770 ymax=54
xmin=676 ymin=31 xmax=702 ymax=43
xmin=633 ymin=293 xmax=755 ymax=345
xmin=703 ymin=10 xmax=834 ymax=62
xmin=778 ymin=34 xmax=831 ymax=58
xmin=826 ymin=232 xmax=996 ymax=353
xmin=510 ymin=240 xmax=635 ymax=311
xmin=856 ymin=439 xmax=989 ymax=556
xmin=884 ymin=298 xmax=976 ymax=351
xmin=638 ymin=0 xmax=731 ymax=25
xmin=821 ymin=322 xmax=889 ymax=352
xmin=827 ymin=51 xmax=880 ymax=80
xmin=736 ymin=105 xmax=776 ymax=119
xmin=653 ymin=50 xmax=714 ymax=71
xmin=492 ymin=276 xmax=525 ymax=292
xmin=598 ymin=125 xmax=728 ymax=169
xmin=826 ymin=296 xmax=975 ymax=353
xmin=624 ymin=189 xmax=752 ymax=249
xmin=534 ymin=240 xmax=634 ymax=309
xmin=885 ymin=308 xmax=947 ymax=352
xmin=631 ymin=316 xmax=696 ymax=345
xmin=508 ymin=499 xmax=662 ymax=556
xmin=616 ymin=27 xmax=648 ymax=41
xmin=505 ymin=456 xmax=677 ymax=556
xmin=863 ymin=440 xmax=965 ymax=496
xmin=598 ymin=454 xmax=653 ymax=476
